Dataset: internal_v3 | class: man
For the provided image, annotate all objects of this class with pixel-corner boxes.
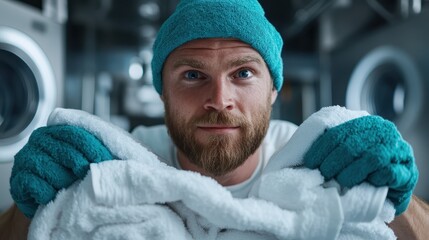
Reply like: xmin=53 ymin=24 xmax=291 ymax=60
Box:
xmin=1 ymin=0 xmax=428 ymax=238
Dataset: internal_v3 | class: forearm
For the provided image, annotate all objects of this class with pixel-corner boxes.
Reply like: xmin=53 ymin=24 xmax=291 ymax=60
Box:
xmin=0 ymin=204 xmax=30 ymax=240
xmin=389 ymin=195 xmax=429 ymax=239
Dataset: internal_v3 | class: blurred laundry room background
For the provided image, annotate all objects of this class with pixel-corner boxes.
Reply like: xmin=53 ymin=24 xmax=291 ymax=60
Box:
xmin=1 ymin=0 xmax=429 ymax=211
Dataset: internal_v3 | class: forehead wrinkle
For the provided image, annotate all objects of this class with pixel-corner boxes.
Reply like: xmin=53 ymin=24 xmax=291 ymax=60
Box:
xmin=171 ymin=54 xmax=264 ymax=71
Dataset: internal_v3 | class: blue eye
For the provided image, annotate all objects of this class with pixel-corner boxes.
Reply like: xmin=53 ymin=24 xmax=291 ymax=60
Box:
xmin=236 ymin=69 xmax=253 ymax=79
xmin=185 ymin=70 xmax=201 ymax=80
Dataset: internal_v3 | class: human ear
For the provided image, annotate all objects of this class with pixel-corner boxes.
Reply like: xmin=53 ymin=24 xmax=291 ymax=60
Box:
xmin=270 ymin=88 xmax=278 ymax=105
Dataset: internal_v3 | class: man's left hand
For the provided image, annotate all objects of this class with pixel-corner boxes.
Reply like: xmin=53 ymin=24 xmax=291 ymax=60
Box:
xmin=303 ymin=115 xmax=419 ymax=215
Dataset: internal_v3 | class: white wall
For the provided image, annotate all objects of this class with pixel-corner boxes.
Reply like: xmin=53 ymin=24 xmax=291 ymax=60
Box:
xmin=0 ymin=161 xmax=14 ymax=212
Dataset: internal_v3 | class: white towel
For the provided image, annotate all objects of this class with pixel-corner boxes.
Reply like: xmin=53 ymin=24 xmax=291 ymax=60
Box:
xmin=28 ymin=106 xmax=396 ymax=240
xmin=249 ymin=105 xmax=396 ymax=239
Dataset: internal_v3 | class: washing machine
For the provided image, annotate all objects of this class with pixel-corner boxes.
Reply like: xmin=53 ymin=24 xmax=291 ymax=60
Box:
xmin=0 ymin=0 xmax=64 ymax=211
xmin=330 ymin=10 xmax=429 ymax=201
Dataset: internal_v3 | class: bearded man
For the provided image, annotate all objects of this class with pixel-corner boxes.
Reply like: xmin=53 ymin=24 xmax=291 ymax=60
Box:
xmin=2 ymin=0 xmax=428 ymax=239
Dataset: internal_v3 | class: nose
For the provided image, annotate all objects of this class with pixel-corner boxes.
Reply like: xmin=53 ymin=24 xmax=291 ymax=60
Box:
xmin=203 ymin=79 xmax=234 ymax=111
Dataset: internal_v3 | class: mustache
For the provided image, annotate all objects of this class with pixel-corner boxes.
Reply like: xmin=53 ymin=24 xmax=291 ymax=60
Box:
xmin=191 ymin=111 xmax=247 ymax=126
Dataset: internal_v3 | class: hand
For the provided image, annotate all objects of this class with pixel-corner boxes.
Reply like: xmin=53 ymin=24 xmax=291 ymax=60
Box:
xmin=10 ymin=125 xmax=114 ymax=218
xmin=303 ymin=115 xmax=418 ymax=215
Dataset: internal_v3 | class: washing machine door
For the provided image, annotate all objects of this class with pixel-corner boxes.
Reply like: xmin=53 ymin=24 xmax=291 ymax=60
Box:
xmin=346 ymin=46 xmax=423 ymax=131
xmin=0 ymin=27 xmax=57 ymax=162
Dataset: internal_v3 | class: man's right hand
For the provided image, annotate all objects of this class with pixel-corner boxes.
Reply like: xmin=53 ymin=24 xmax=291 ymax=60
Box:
xmin=9 ymin=125 xmax=114 ymax=218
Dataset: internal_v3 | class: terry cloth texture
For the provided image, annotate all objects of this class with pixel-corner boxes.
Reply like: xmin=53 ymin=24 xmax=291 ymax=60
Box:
xmin=151 ymin=0 xmax=284 ymax=94
xmin=28 ymin=107 xmax=396 ymax=240
xmin=249 ymin=106 xmax=397 ymax=239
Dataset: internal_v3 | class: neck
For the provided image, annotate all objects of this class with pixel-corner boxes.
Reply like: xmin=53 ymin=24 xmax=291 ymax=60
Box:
xmin=177 ymin=147 xmax=261 ymax=186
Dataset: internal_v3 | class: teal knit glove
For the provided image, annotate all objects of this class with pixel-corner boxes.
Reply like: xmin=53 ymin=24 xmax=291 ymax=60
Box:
xmin=303 ymin=115 xmax=418 ymax=215
xmin=10 ymin=125 xmax=114 ymax=218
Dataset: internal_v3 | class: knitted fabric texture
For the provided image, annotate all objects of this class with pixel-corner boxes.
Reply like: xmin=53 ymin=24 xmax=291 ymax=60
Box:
xmin=304 ymin=115 xmax=419 ymax=215
xmin=10 ymin=125 xmax=113 ymax=218
xmin=151 ymin=0 xmax=284 ymax=94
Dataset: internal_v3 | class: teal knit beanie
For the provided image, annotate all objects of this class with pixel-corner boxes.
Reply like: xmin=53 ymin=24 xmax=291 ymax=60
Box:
xmin=152 ymin=0 xmax=284 ymax=94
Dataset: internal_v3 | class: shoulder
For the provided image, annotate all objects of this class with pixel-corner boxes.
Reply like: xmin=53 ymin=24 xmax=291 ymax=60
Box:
xmin=131 ymin=125 xmax=174 ymax=164
xmin=262 ymin=120 xmax=298 ymax=163
xmin=265 ymin=120 xmax=298 ymax=144
xmin=132 ymin=124 xmax=168 ymax=140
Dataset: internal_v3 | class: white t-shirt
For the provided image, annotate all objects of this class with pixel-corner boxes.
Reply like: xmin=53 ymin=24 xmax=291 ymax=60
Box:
xmin=131 ymin=120 xmax=298 ymax=198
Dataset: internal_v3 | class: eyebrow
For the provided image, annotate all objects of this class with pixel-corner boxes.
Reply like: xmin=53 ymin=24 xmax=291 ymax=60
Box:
xmin=173 ymin=59 xmax=206 ymax=69
xmin=227 ymin=56 xmax=263 ymax=68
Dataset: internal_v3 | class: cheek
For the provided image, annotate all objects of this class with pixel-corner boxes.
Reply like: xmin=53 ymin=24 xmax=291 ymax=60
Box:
xmin=164 ymin=90 xmax=201 ymax=120
xmin=240 ymin=86 xmax=272 ymax=108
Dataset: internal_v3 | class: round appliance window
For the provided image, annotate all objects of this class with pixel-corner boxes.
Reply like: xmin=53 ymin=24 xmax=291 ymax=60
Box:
xmin=0 ymin=49 xmax=39 ymax=140
xmin=346 ymin=46 xmax=423 ymax=130
xmin=0 ymin=27 xmax=56 ymax=162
